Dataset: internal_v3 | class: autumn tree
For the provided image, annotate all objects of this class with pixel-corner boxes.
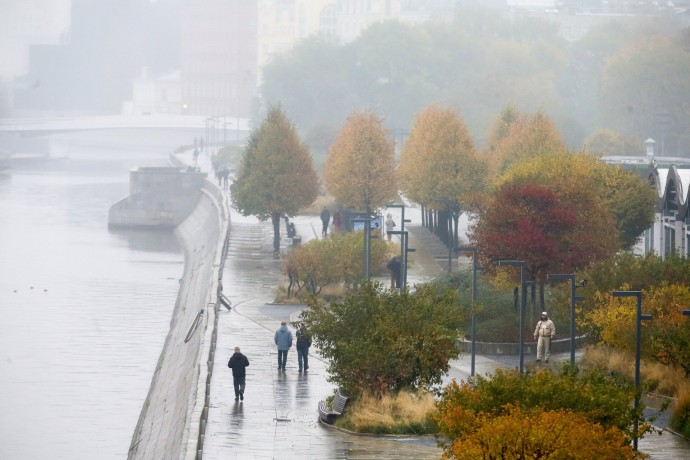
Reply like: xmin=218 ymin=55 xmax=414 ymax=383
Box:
xmin=397 ymin=105 xmax=486 ymax=245
xmin=324 ymin=111 xmax=396 ymax=214
xmin=231 ymin=107 xmax=319 ymax=251
xmin=471 ymin=180 xmax=617 ymax=310
xmin=484 ymin=111 xmax=566 ymax=181
xmin=499 ymin=151 xmax=657 ymax=250
xmin=585 ymin=128 xmax=644 ymax=156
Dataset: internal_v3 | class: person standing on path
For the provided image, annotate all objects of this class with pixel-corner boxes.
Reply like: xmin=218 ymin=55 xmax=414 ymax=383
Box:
xmin=385 ymin=213 xmax=396 ymax=242
xmin=274 ymin=321 xmax=293 ymax=371
xmin=387 ymin=256 xmax=402 ymax=288
xmin=295 ymin=324 xmax=312 ymax=372
xmin=533 ymin=312 xmax=556 ymax=363
xmin=320 ymin=208 xmax=331 ymax=237
xmin=227 ymin=346 xmax=250 ymax=401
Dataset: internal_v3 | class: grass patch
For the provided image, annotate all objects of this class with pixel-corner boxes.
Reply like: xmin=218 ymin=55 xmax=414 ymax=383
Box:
xmin=580 ymin=345 xmax=690 ymax=397
xmin=335 ymin=391 xmax=437 ymax=435
xmin=671 ymin=387 xmax=690 ymax=437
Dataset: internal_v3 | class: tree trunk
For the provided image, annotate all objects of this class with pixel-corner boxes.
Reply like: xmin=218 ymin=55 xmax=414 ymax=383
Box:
xmin=271 ymin=212 xmax=281 ymax=252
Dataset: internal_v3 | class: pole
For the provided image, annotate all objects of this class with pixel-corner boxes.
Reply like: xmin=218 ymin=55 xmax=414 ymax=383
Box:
xmin=612 ymin=290 xmax=652 ymax=452
xmin=547 ymin=274 xmax=586 ymax=365
xmin=458 ymin=246 xmax=479 ymax=376
xmin=499 ymin=260 xmax=525 ymax=374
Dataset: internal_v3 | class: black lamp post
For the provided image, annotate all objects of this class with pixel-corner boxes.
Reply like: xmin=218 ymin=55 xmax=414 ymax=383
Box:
xmin=611 ymin=290 xmax=652 ymax=452
xmin=387 ymin=230 xmax=415 ymax=288
xmin=458 ymin=246 xmax=479 ymax=376
xmin=546 ymin=274 xmax=586 ymax=364
xmin=498 ymin=260 xmax=526 ymax=374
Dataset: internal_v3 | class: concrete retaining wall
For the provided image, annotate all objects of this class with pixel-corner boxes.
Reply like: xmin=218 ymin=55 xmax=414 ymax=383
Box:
xmin=128 ymin=179 xmax=228 ymax=460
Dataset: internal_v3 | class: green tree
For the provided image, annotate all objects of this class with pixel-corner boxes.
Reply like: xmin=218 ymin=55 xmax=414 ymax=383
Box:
xmin=231 ymin=107 xmax=319 ymax=251
xmin=600 ymin=35 xmax=690 ymax=153
xmin=300 ymin=282 xmax=466 ymax=397
xmin=324 ymin=111 xmax=396 ymax=214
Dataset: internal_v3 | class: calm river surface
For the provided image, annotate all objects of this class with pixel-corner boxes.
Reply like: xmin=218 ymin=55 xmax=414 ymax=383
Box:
xmin=0 ymin=131 xmax=187 ymax=459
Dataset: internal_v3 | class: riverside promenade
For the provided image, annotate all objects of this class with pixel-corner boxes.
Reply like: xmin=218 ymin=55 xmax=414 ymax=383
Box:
xmin=183 ymin=151 xmax=690 ymax=459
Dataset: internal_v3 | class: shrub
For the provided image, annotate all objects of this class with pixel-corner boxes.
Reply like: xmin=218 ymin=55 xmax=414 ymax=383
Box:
xmin=300 ymin=281 xmax=467 ymax=397
xmin=443 ymin=406 xmax=643 ymax=460
xmin=435 ymin=364 xmax=643 ymax=443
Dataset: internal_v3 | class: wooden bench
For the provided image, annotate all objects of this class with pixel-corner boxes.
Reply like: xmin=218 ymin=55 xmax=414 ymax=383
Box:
xmin=318 ymin=389 xmax=349 ymax=425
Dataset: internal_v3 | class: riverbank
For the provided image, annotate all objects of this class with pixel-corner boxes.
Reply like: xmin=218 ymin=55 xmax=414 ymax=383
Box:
xmin=128 ymin=156 xmax=229 ymax=459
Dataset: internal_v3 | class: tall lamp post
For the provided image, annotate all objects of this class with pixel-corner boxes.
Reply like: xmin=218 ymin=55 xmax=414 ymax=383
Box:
xmin=611 ymin=290 xmax=652 ymax=452
xmin=498 ymin=260 xmax=526 ymax=374
xmin=546 ymin=274 xmax=586 ymax=364
xmin=387 ymin=230 xmax=415 ymax=288
xmin=458 ymin=246 xmax=480 ymax=376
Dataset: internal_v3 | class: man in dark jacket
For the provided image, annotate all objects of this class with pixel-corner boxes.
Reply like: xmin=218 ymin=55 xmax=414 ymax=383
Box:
xmin=227 ymin=346 xmax=250 ymax=401
xmin=295 ymin=324 xmax=312 ymax=372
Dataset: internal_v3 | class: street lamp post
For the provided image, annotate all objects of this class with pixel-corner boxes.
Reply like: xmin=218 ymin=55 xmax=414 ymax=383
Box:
xmin=546 ymin=274 xmax=586 ymax=364
xmin=499 ymin=260 xmax=526 ymax=374
xmin=387 ymin=230 xmax=415 ymax=288
xmin=458 ymin=246 xmax=480 ymax=376
xmin=611 ymin=290 xmax=652 ymax=452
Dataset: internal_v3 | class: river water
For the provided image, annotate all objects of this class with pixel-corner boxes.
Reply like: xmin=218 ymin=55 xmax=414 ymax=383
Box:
xmin=0 ymin=132 xmax=187 ymax=459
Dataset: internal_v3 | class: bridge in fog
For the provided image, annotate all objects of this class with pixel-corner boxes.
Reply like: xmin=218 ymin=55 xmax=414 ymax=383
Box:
xmin=0 ymin=114 xmax=250 ymax=136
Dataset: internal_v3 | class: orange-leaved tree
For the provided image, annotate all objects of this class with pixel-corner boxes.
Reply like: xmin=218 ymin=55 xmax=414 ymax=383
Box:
xmin=231 ymin=106 xmax=319 ymax=251
xmin=324 ymin=110 xmax=396 ymax=214
xmin=397 ymin=105 xmax=486 ymax=245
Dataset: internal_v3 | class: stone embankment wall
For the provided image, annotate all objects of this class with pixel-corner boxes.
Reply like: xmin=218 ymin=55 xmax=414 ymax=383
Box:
xmin=128 ymin=156 xmax=228 ymax=460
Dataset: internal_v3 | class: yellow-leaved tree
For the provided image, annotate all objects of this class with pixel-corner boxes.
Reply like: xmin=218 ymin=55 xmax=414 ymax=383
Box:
xmin=324 ymin=110 xmax=396 ymax=214
xmin=398 ymin=105 xmax=486 ymax=245
xmin=485 ymin=111 xmax=566 ymax=182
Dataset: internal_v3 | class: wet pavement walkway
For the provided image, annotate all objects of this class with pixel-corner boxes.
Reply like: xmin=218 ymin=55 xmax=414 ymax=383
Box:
xmin=184 ymin=150 xmax=690 ymax=459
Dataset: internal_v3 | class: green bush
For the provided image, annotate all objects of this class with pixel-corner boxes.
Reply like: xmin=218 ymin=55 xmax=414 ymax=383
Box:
xmin=300 ymin=281 xmax=467 ymax=397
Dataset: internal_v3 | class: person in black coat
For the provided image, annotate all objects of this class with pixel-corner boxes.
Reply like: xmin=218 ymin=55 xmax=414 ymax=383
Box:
xmin=227 ymin=346 xmax=250 ymax=401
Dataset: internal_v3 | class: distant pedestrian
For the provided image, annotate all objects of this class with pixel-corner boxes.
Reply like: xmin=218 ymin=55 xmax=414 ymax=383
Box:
xmin=227 ymin=346 xmax=250 ymax=401
xmin=371 ymin=222 xmax=381 ymax=239
xmin=387 ymin=256 xmax=402 ymax=288
xmin=385 ymin=213 xmax=396 ymax=241
xmin=193 ymin=148 xmax=199 ymax=165
xmin=534 ymin=311 xmax=556 ymax=363
xmin=332 ymin=210 xmax=342 ymax=233
xmin=295 ymin=324 xmax=312 ymax=372
xmin=320 ymin=208 xmax=331 ymax=237
xmin=274 ymin=320 xmax=293 ymax=371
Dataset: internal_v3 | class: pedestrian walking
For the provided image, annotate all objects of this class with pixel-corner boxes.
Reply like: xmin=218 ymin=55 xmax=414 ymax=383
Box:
xmin=227 ymin=346 xmax=250 ymax=401
xmin=295 ymin=324 xmax=312 ymax=372
xmin=387 ymin=256 xmax=402 ymax=288
xmin=534 ymin=312 xmax=556 ymax=363
xmin=385 ymin=213 xmax=396 ymax=241
xmin=320 ymin=208 xmax=331 ymax=237
xmin=274 ymin=320 xmax=293 ymax=371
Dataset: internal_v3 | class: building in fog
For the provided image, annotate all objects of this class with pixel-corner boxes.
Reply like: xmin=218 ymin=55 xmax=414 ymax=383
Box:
xmin=180 ymin=0 xmax=258 ymax=118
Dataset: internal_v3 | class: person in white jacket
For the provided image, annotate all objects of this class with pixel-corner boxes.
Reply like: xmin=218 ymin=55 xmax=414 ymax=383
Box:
xmin=534 ymin=311 xmax=556 ymax=363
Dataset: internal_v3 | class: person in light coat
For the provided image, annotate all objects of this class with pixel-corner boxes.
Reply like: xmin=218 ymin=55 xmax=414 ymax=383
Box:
xmin=534 ymin=311 xmax=556 ymax=363
xmin=274 ymin=320 xmax=293 ymax=371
